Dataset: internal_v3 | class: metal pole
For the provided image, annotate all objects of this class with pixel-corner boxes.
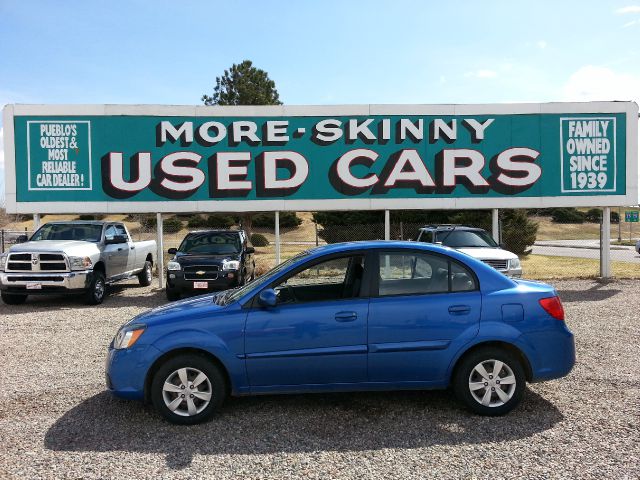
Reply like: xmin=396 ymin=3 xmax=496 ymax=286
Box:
xmin=492 ymin=208 xmax=499 ymax=243
xmin=618 ymin=207 xmax=622 ymax=242
xmin=600 ymin=207 xmax=611 ymax=278
xmin=156 ymin=213 xmax=164 ymax=288
xmin=275 ymin=211 xmax=281 ymax=266
xmin=314 ymin=220 xmax=319 ymax=246
xmin=33 ymin=213 xmax=41 ymax=231
xmin=384 ymin=210 xmax=390 ymax=240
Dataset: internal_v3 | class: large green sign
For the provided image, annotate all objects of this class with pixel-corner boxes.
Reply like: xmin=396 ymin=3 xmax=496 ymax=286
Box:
xmin=3 ymin=103 xmax=638 ymax=213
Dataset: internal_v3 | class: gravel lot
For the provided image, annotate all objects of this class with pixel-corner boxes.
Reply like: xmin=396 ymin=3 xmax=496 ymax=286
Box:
xmin=0 ymin=279 xmax=638 ymax=479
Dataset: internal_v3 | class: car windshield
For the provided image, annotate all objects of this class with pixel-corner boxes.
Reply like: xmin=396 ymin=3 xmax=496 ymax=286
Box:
xmin=217 ymin=250 xmax=313 ymax=306
xmin=435 ymin=230 xmax=498 ymax=248
xmin=178 ymin=232 xmax=241 ymax=255
xmin=30 ymin=223 xmax=103 ymax=242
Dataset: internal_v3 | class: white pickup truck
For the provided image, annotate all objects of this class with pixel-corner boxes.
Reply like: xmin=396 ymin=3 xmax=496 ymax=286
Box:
xmin=0 ymin=221 xmax=156 ymax=305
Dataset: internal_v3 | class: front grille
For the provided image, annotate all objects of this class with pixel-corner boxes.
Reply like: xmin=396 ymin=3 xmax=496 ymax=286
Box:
xmin=183 ymin=265 xmax=220 ymax=281
xmin=6 ymin=253 xmax=69 ymax=272
xmin=7 ymin=276 xmax=64 ymax=282
xmin=482 ymin=259 xmax=509 ymax=270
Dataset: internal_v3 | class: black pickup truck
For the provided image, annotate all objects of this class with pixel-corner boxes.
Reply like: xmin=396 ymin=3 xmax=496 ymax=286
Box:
xmin=165 ymin=229 xmax=255 ymax=301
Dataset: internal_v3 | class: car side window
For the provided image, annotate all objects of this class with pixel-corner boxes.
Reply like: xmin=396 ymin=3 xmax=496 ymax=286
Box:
xmin=377 ymin=252 xmax=477 ymax=296
xmin=274 ymin=255 xmax=365 ymax=304
xmin=104 ymin=225 xmax=117 ymax=241
xmin=114 ymin=224 xmax=129 ymax=241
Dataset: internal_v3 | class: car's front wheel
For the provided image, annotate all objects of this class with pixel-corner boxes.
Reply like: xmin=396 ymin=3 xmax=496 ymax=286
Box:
xmin=165 ymin=283 xmax=180 ymax=301
xmin=151 ymin=354 xmax=227 ymax=425
xmin=1 ymin=292 xmax=27 ymax=305
xmin=85 ymin=271 xmax=106 ymax=305
xmin=138 ymin=261 xmax=153 ymax=286
xmin=453 ymin=347 xmax=525 ymax=416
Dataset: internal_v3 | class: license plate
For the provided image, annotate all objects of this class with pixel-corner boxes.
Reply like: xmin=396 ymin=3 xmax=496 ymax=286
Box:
xmin=193 ymin=281 xmax=208 ymax=289
xmin=26 ymin=283 xmax=42 ymax=290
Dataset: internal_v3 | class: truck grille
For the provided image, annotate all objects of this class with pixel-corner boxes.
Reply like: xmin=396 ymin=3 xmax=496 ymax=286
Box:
xmin=482 ymin=259 xmax=509 ymax=271
xmin=183 ymin=265 xmax=219 ymax=281
xmin=6 ymin=253 xmax=68 ymax=273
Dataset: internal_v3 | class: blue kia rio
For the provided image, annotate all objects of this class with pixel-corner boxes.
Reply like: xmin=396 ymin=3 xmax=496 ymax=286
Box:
xmin=106 ymin=241 xmax=574 ymax=425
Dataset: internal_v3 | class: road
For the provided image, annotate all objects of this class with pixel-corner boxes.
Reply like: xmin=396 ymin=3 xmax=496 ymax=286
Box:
xmin=532 ymin=240 xmax=640 ymax=263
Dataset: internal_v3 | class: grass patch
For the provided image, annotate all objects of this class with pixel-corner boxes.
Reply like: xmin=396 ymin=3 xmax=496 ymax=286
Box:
xmin=522 ymin=254 xmax=640 ymax=279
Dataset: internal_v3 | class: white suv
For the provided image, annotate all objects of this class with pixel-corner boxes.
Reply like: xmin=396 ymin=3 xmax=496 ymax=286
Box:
xmin=416 ymin=225 xmax=522 ymax=277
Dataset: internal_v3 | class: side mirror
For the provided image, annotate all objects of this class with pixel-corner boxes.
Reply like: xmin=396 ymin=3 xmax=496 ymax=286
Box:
xmin=15 ymin=234 xmax=28 ymax=244
xmin=258 ymin=288 xmax=277 ymax=308
xmin=105 ymin=235 xmax=127 ymax=245
xmin=168 ymin=247 xmax=177 ymax=255
xmin=245 ymin=246 xmax=255 ymax=254
xmin=499 ymin=243 xmax=506 ymax=249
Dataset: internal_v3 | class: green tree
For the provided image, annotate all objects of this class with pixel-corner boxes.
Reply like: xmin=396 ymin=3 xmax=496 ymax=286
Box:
xmin=202 ymin=60 xmax=282 ymax=236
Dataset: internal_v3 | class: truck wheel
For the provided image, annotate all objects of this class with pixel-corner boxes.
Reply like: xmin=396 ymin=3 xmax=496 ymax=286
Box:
xmin=138 ymin=261 xmax=153 ymax=287
xmin=85 ymin=271 xmax=107 ymax=305
xmin=151 ymin=353 xmax=227 ymax=425
xmin=166 ymin=284 xmax=180 ymax=301
xmin=1 ymin=292 xmax=27 ymax=305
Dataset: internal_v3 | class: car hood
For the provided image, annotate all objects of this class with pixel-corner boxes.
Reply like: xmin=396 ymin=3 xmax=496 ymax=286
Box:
xmin=456 ymin=247 xmax=517 ymax=260
xmin=9 ymin=240 xmax=100 ymax=256
xmin=134 ymin=293 xmax=227 ymax=327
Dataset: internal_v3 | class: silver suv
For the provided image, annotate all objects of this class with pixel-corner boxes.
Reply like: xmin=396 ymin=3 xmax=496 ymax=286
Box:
xmin=416 ymin=225 xmax=522 ymax=277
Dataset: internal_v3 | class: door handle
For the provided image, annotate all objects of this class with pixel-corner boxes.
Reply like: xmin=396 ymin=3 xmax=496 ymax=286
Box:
xmin=335 ymin=311 xmax=357 ymax=322
xmin=130 ymin=246 xmax=135 ymax=250
xmin=117 ymin=248 xmax=124 ymax=252
xmin=448 ymin=305 xmax=471 ymax=315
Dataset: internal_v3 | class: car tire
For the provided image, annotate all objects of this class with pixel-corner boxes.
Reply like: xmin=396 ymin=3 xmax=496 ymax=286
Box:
xmin=151 ymin=354 xmax=227 ymax=425
xmin=1 ymin=292 xmax=27 ymax=305
xmin=453 ymin=347 xmax=525 ymax=416
xmin=85 ymin=271 xmax=106 ymax=305
xmin=166 ymin=284 xmax=180 ymax=301
xmin=138 ymin=261 xmax=153 ymax=286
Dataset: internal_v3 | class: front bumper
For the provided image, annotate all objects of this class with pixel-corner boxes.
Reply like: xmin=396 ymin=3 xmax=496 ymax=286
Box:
xmin=0 ymin=270 xmax=92 ymax=293
xmin=166 ymin=270 xmax=241 ymax=293
xmin=106 ymin=343 xmax=162 ymax=401
xmin=499 ymin=268 xmax=522 ymax=278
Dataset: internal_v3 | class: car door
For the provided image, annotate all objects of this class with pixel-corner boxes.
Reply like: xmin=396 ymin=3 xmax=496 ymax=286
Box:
xmin=245 ymin=253 xmax=369 ymax=388
xmin=103 ymin=224 xmax=128 ymax=279
xmin=367 ymin=250 xmax=481 ymax=384
xmin=117 ymin=224 xmax=138 ymax=274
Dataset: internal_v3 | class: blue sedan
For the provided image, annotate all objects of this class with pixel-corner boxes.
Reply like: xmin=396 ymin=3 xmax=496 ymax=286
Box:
xmin=106 ymin=241 xmax=575 ymax=425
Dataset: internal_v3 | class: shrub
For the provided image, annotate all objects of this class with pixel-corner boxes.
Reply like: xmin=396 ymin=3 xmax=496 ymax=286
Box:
xmin=187 ymin=215 xmax=207 ymax=228
xmin=78 ymin=214 xmax=105 ymax=221
xmin=551 ymin=208 xmax=585 ymax=224
xmin=501 ymin=209 xmax=538 ymax=255
xmin=611 ymin=211 xmax=620 ymax=224
xmin=250 ymin=233 xmax=269 ymax=247
xmin=585 ymin=208 xmax=601 ymax=223
xmin=206 ymin=214 xmax=236 ymax=229
xmin=139 ymin=215 xmax=157 ymax=230
xmin=163 ymin=217 xmax=183 ymax=233
xmin=253 ymin=212 xmax=302 ymax=228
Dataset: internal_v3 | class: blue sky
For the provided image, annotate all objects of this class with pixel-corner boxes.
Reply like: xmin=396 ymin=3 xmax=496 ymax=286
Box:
xmin=1 ymin=0 xmax=640 ymax=199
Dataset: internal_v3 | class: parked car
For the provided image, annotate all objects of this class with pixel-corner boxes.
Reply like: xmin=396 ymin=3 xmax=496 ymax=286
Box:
xmin=165 ymin=229 xmax=255 ymax=301
xmin=416 ymin=225 xmax=522 ymax=277
xmin=106 ymin=240 xmax=574 ymax=424
xmin=0 ymin=221 xmax=156 ymax=305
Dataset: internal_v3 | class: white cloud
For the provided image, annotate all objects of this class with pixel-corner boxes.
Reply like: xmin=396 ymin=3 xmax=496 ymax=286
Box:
xmin=537 ymin=40 xmax=547 ymax=49
xmin=562 ymin=65 xmax=640 ymax=103
xmin=464 ymin=69 xmax=498 ymax=79
xmin=623 ymin=19 xmax=638 ymax=27
xmin=615 ymin=5 xmax=640 ymax=14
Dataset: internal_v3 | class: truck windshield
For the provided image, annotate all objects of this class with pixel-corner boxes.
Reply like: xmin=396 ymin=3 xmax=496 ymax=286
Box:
xmin=178 ymin=232 xmax=241 ymax=255
xmin=30 ymin=224 xmax=103 ymax=242
xmin=434 ymin=230 xmax=498 ymax=248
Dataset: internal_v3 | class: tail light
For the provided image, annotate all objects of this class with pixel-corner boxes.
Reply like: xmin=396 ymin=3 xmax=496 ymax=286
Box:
xmin=539 ymin=296 xmax=565 ymax=321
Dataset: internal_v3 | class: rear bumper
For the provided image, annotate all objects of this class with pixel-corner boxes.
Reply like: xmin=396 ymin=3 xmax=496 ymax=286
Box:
xmin=0 ymin=270 xmax=92 ymax=293
xmin=527 ymin=329 xmax=576 ymax=382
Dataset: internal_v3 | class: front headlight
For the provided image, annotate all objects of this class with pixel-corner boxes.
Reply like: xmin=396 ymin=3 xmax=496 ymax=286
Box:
xmin=113 ymin=326 xmax=146 ymax=349
xmin=0 ymin=254 xmax=7 ymax=271
xmin=167 ymin=261 xmax=181 ymax=271
xmin=509 ymin=257 xmax=521 ymax=270
xmin=69 ymin=256 xmax=93 ymax=270
xmin=222 ymin=260 xmax=240 ymax=271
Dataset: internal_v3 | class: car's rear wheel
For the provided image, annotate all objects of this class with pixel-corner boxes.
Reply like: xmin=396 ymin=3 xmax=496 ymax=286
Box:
xmin=138 ymin=261 xmax=153 ymax=286
xmin=1 ymin=292 xmax=27 ymax=305
xmin=453 ymin=347 xmax=525 ymax=416
xmin=151 ymin=354 xmax=227 ymax=425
